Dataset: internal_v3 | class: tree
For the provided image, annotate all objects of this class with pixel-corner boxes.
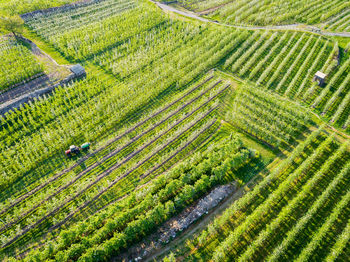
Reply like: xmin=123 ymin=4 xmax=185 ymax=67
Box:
xmin=0 ymin=16 xmax=24 ymax=39
xmin=164 ymin=252 xmax=176 ymax=262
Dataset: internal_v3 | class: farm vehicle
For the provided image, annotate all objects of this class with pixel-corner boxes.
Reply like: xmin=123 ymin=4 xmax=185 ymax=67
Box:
xmin=65 ymin=142 xmax=90 ymax=157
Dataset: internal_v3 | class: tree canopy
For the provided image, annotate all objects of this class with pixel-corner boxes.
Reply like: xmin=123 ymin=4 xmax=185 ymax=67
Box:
xmin=0 ymin=16 xmax=24 ymax=38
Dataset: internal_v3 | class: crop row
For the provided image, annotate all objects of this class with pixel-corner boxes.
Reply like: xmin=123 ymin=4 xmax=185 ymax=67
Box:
xmin=211 ymin=134 xmax=340 ymax=261
xmin=19 ymin=133 xmax=254 ymax=261
xmin=6 ymin=118 xmax=220 ymax=260
xmin=224 ymin=30 xmax=333 ymax=102
xmin=0 ymin=77 xmax=222 ymax=235
xmin=180 ymin=127 xmax=327 ymax=260
xmin=177 ymin=0 xmax=350 ymax=28
xmin=225 ymin=85 xmax=310 ymax=148
xmin=0 ymin=73 xmax=215 ymax=217
xmin=49 ymin=84 xmax=229 ymax=232
xmin=163 ymin=127 xmax=349 ymax=261
xmin=26 ymin=1 xmax=165 ymax=61
xmin=220 ymin=27 xmax=350 ymax=133
xmin=0 ymin=13 xmax=241 ymax=200
xmin=0 ymin=78 xmax=228 ymax=256
xmin=2 ymin=79 xmax=222 ymax=231
xmin=326 ymin=9 xmax=350 ymax=32
xmin=239 ymin=143 xmax=349 ymax=262
xmin=310 ymin=55 xmax=350 ymax=130
xmin=0 ymin=37 xmax=43 ymax=92
xmin=24 ymin=0 xmax=136 ymax=35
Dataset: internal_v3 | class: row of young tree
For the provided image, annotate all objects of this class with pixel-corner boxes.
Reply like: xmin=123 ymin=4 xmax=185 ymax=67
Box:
xmin=0 ymin=37 xmax=43 ymax=92
xmin=25 ymin=1 xmax=160 ymax=61
xmin=11 ymin=135 xmax=256 ymax=261
xmin=220 ymin=23 xmax=350 ymax=133
xmin=0 ymin=4 xmax=246 ymax=207
xmin=326 ymin=9 xmax=350 ymax=32
xmin=178 ymin=0 xmax=350 ymax=28
xmin=238 ymin=142 xmax=349 ymax=262
xmin=163 ymin=127 xmax=350 ymax=261
xmin=0 ymin=19 xmax=234 ymax=186
xmin=0 ymin=74 xmax=217 ymax=215
xmin=211 ymin=134 xmax=336 ymax=261
xmin=0 ymin=78 xmax=226 ymax=253
xmin=221 ymin=27 xmax=343 ymax=116
xmin=161 ymin=127 xmax=324 ymax=260
xmin=0 ymin=0 xmax=76 ymax=16
xmin=226 ymin=85 xmax=310 ymax=148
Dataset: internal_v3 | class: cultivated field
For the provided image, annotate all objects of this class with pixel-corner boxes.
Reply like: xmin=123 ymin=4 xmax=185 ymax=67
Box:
xmin=0 ymin=0 xmax=349 ymax=261
xmin=163 ymin=127 xmax=350 ymax=262
xmin=0 ymin=37 xmax=43 ymax=93
xmin=176 ymin=0 xmax=350 ymax=29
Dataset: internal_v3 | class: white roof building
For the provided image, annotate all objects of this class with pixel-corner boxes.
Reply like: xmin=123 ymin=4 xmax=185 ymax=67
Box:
xmin=313 ymin=71 xmax=326 ymax=86
xmin=315 ymin=71 xmax=326 ymax=79
xmin=70 ymin=64 xmax=86 ymax=76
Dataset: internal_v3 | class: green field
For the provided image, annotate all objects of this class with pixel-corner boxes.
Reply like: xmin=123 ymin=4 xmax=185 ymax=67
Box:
xmin=0 ymin=37 xmax=43 ymax=92
xmin=0 ymin=0 xmax=76 ymax=15
xmin=176 ymin=0 xmax=350 ymax=29
xmin=0 ymin=0 xmax=349 ymax=261
xmin=164 ymin=127 xmax=350 ymax=262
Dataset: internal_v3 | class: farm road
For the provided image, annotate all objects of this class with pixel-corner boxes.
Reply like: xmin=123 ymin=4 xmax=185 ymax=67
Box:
xmin=152 ymin=1 xmax=350 ymax=38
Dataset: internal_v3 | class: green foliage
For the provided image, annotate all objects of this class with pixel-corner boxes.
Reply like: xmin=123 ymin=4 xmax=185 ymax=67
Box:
xmin=226 ymin=84 xmax=310 ymax=148
xmin=0 ymin=37 xmax=43 ymax=92
xmin=19 ymin=135 xmax=255 ymax=261
xmin=0 ymin=15 xmax=23 ymax=36
xmin=0 ymin=0 xmax=76 ymax=15
xmin=162 ymin=128 xmax=350 ymax=261
xmin=1 ymin=0 xmax=349 ymax=261
xmin=177 ymin=0 xmax=350 ymax=28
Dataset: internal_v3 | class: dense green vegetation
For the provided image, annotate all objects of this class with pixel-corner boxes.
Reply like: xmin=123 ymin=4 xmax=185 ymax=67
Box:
xmin=176 ymin=0 xmax=350 ymax=29
xmin=0 ymin=0 xmax=349 ymax=261
xmin=19 ymin=135 xmax=256 ymax=261
xmin=163 ymin=127 xmax=350 ymax=261
xmin=326 ymin=9 xmax=350 ymax=32
xmin=0 ymin=73 xmax=228 ymax=255
xmin=226 ymin=85 xmax=311 ymax=148
xmin=214 ymin=28 xmax=350 ymax=132
xmin=0 ymin=0 xmax=76 ymax=15
xmin=0 ymin=37 xmax=43 ymax=92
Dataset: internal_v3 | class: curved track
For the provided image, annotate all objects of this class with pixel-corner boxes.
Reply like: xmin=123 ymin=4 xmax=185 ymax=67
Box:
xmin=152 ymin=1 xmax=350 ymax=38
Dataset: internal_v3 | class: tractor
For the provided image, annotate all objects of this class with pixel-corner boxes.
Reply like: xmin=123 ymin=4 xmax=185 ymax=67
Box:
xmin=65 ymin=142 xmax=91 ymax=157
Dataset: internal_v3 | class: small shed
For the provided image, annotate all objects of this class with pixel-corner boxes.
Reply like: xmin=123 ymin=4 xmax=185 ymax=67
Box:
xmin=70 ymin=64 xmax=86 ymax=77
xmin=313 ymin=71 xmax=326 ymax=86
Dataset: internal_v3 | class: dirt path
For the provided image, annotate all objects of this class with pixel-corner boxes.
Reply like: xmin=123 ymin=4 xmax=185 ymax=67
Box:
xmin=144 ymin=174 xmax=259 ymax=261
xmin=151 ymin=1 xmax=350 ymax=38
xmin=21 ymin=36 xmax=71 ymax=81
xmin=0 ymin=74 xmax=50 ymax=104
